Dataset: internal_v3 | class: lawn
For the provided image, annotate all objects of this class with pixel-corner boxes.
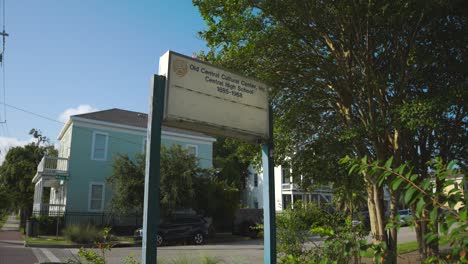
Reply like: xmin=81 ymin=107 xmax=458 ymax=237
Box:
xmin=25 ymin=235 xmax=78 ymax=246
xmin=25 ymin=235 xmax=136 ymax=246
xmin=397 ymin=241 xmax=419 ymax=254
xmin=363 ymin=238 xmax=450 ymax=258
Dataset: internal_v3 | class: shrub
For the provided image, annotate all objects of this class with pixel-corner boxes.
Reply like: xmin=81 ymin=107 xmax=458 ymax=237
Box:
xmin=63 ymin=225 xmax=104 ymax=244
xmin=32 ymin=215 xmax=64 ymax=235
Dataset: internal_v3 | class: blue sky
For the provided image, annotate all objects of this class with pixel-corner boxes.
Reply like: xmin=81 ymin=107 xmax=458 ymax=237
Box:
xmin=0 ymin=0 xmax=209 ymax=161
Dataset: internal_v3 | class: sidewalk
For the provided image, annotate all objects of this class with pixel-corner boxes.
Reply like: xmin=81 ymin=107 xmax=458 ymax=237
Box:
xmin=0 ymin=214 xmax=24 ymax=245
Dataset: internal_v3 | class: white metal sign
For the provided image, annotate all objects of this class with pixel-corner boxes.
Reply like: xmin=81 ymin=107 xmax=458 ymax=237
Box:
xmin=159 ymin=51 xmax=269 ymax=142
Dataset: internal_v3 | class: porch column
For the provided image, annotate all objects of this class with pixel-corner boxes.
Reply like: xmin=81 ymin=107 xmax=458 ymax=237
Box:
xmin=33 ymin=179 xmax=43 ymax=213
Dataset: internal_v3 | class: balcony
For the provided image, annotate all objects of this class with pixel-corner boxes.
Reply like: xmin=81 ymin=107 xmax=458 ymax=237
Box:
xmin=32 ymin=203 xmax=66 ymax=216
xmin=282 ymin=182 xmax=333 ymax=193
xmin=282 ymin=183 xmax=299 ymax=191
xmin=32 ymin=156 xmax=69 ymax=183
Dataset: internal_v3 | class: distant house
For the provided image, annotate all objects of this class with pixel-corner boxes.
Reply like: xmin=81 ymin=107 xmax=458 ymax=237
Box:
xmin=242 ymin=165 xmax=333 ymax=211
xmin=32 ymin=108 xmax=215 ymax=217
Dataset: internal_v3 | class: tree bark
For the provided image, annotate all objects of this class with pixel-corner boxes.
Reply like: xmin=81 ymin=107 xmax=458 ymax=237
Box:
xmin=367 ymin=182 xmax=387 ymax=245
xmin=387 ymin=190 xmax=399 ymax=264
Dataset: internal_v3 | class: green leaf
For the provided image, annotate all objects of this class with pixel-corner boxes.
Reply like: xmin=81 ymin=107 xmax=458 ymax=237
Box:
xmin=421 ymin=179 xmax=432 ymax=190
xmin=460 ymin=209 xmax=467 ymax=221
xmin=392 ymin=177 xmax=405 ymax=190
xmin=348 ymin=164 xmax=359 ymax=175
xmin=361 ymin=156 xmax=367 ymax=165
xmin=404 ymin=188 xmax=417 ymax=204
xmin=395 ymin=164 xmax=406 ymax=175
xmin=447 ymin=160 xmax=457 ymax=171
xmin=415 ymin=197 xmax=425 ymax=217
xmin=429 ymin=208 xmax=438 ymax=222
xmin=384 ymin=157 xmax=393 ymax=168
xmin=339 ymin=156 xmax=350 ymax=164
xmin=409 ymin=174 xmax=418 ymax=181
xmin=424 ymin=233 xmax=438 ymax=244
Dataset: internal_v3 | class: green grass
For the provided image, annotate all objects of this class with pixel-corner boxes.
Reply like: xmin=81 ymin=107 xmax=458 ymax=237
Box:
xmin=25 ymin=234 xmax=137 ymax=246
xmin=397 ymin=241 xmax=419 ymax=254
xmin=363 ymin=238 xmax=451 ymax=258
xmin=25 ymin=236 xmax=78 ymax=246
xmin=115 ymin=236 xmax=135 ymax=243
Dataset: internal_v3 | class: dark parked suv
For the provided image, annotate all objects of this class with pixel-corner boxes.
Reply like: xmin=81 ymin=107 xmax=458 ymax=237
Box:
xmin=134 ymin=216 xmax=210 ymax=246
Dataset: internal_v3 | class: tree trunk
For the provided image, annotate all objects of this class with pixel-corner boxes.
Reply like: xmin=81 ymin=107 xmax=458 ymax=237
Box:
xmin=413 ymin=202 xmax=428 ymax=260
xmin=387 ymin=190 xmax=399 ymax=264
xmin=367 ymin=182 xmax=387 ymax=244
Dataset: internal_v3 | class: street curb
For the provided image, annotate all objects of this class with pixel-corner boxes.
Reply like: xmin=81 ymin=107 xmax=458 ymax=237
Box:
xmin=24 ymin=242 xmax=139 ymax=248
xmin=0 ymin=239 xmax=24 ymax=245
xmin=24 ymin=234 xmax=256 ymax=248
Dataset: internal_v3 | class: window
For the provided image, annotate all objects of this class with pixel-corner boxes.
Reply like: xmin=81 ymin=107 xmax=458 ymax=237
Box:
xmin=282 ymin=168 xmax=291 ymax=183
xmin=186 ymin=144 xmax=198 ymax=157
xmin=88 ymin=183 xmax=105 ymax=211
xmin=254 ymin=173 xmax=258 ymax=187
xmin=254 ymin=201 xmax=259 ymax=209
xmin=282 ymin=195 xmax=292 ymax=210
xmin=92 ymin=132 xmax=108 ymax=160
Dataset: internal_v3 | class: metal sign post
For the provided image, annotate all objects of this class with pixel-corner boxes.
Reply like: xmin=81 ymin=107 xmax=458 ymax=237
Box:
xmin=262 ymin=104 xmax=276 ymax=264
xmin=142 ymin=75 xmax=166 ymax=264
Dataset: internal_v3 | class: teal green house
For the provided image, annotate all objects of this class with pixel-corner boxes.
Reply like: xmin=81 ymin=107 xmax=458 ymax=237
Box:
xmin=32 ymin=108 xmax=215 ymax=216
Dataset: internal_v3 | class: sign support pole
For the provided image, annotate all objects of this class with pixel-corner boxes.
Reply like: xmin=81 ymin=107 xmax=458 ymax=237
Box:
xmin=262 ymin=104 xmax=276 ymax=264
xmin=142 ymin=75 xmax=165 ymax=264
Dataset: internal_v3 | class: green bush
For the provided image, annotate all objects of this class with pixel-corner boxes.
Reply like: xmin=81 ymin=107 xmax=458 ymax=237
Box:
xmin=63 ymin=225 xmax=104 ymax=244
xmin=32 ymin=215 xmax=64 ymax=235
xmin=276 ymin=201 xmax=369 ymax=263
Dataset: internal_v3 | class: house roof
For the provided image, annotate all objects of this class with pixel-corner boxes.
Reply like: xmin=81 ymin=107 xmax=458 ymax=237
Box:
xmin=71 ymin=108 xmax=213 ymax=138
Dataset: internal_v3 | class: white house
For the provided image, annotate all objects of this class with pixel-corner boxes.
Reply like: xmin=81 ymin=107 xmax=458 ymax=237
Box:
xmin=242 ymin=165 xmax=333 ymax=211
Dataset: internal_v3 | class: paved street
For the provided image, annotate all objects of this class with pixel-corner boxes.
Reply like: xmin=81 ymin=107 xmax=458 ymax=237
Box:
xmin=0 ymin=215 xmax=38 ymax=264
xmin=0 ymin=214 xmax=419 ymax=264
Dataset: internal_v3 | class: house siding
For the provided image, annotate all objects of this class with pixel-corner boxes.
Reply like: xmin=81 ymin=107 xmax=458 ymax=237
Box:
xmin=65 ymin=123 xmax=213 ymax=212
xmin=58 ymin=125 xmax=72 ymax=159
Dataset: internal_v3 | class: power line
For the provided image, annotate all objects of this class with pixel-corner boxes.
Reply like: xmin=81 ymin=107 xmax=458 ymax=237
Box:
xmin=2 ymin=102 xmax=64 ymax=125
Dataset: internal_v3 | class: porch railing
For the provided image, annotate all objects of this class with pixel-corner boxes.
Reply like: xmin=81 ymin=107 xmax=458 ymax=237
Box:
xmin=37 ymin=156 xmax=69 ymax=176
xmin=281 ymin=183 xmax=298 ymax=190
xmin=32 ymin=203 xmax=66 ymax=216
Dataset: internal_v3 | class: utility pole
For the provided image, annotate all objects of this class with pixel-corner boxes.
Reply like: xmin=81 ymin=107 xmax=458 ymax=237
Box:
xmin=0 ymin=25 xmax=7 ymax=65
xmin=0 ymin=0 xmax=8 ymax=65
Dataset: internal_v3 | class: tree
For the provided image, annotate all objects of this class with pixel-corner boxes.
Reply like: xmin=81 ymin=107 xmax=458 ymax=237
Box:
xmin=0 ymin=136 xmax=56 ymax=227
xmin=194 ymin=0 xmax=467 ymax=261
xmin=159 ymin=145 xmax=199 ymax=215
xmin=29 ymin=128 xmax=50 ymax=146
xmin=106 ymin=153 xmax=145 ymax=214
xmin=0 ymin=184 xmax=14 ymax=214
xmin=213 ymin=137 xmax=252 ymax=190
xmin=107 ymin=145 xmax=201 ymax=216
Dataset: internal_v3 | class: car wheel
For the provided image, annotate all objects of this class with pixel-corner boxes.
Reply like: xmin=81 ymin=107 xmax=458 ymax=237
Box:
xmin=156 ymin=234 xmax=164 ymax=247
xmin=193 ymin=232 xmax=204 ymax=245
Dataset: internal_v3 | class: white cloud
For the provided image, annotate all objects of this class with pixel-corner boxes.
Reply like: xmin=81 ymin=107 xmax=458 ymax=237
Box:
xmin=0 ymin=137 xmax=33 ymax=165
xmin=58 ymin=105 xmax=99 ymax=123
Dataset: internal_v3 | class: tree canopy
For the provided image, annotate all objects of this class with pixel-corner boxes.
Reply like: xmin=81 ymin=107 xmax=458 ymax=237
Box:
xmin=108 ymin=145 xmax=201 ymax=216
xmin=194 ymin=0 xmax=467 ymax=260
xmin=0 ymin=130 xmax=56 ymax=225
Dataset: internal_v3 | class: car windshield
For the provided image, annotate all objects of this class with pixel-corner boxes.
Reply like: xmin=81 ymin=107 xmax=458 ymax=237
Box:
xmin=398 ymin=209 xmax=411 ymax=215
